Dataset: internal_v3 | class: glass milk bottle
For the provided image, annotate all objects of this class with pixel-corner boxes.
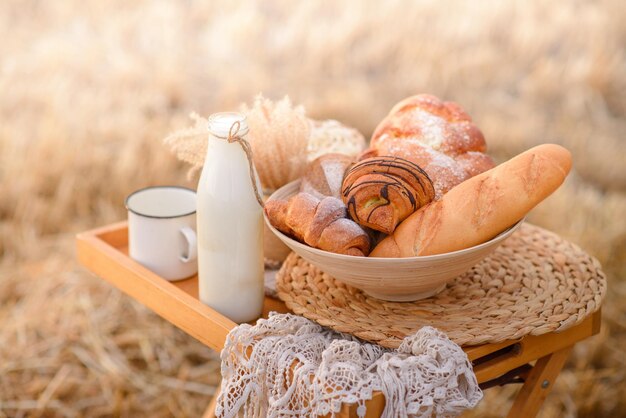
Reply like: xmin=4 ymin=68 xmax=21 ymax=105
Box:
xmin=197 ymin=112 xmax=264 ymax=323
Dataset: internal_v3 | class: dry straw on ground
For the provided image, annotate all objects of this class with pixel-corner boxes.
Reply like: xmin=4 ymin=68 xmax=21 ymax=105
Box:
xmin=0 ymin=0 xmax=625 ymax=417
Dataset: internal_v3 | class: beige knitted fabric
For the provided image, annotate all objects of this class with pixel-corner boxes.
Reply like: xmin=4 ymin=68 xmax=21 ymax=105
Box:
xmin=216 ymin=313 xmax=482 ymax=418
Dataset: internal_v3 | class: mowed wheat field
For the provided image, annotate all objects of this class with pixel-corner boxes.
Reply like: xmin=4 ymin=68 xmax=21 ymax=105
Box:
xmin=1 ymin=1 xmax=625 ymax=417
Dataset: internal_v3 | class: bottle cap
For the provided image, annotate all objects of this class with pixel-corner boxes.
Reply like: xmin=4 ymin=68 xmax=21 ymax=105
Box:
xmin=208 ymin=112 xmax=249 ymax=138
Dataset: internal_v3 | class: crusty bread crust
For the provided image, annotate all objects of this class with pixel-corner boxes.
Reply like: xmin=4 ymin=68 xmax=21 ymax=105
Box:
xmin=370 ymin=144 xmax=572 ymax=257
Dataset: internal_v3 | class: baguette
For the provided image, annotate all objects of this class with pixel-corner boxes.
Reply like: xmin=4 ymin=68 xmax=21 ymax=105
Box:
xmin=370 ymin=144 xmax=572 ymax=257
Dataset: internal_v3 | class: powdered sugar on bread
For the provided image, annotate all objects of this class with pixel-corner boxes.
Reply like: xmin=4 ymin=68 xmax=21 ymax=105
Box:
xmin=365 ymin=94 xmax=495 ymax=199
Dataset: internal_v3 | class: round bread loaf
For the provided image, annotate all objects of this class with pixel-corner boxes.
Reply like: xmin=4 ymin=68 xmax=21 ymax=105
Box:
xmin=364 ymin=94 xmax=495 ymax=199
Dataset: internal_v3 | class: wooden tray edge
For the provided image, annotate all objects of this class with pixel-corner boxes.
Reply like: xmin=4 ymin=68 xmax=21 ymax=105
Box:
xmin=76 ymin=222 xmax=237 ymax=351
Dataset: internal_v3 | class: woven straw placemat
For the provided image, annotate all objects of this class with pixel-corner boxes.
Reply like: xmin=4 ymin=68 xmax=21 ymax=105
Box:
xmin=276 ymin=224 xmax=606 ymax=347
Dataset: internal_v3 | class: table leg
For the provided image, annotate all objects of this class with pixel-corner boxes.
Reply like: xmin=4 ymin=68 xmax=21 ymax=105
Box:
xmin=506 ymin=345 xmax=572 ymax=418
xmin=203 ymin=383 xmax=221 ymax=418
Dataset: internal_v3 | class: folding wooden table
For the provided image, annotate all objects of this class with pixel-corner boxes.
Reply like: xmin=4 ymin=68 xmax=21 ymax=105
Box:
xmin=76 ymin=222 xmax=601 ymax=418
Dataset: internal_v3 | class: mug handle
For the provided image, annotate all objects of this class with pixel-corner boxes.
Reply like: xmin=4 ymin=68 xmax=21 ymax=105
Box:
xmin=179 ymin=226 xmax=198 ymax=263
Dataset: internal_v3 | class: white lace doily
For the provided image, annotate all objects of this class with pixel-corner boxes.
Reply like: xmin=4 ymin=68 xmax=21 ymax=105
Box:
xmin=216 ymin=313 xmax=482 ymax=418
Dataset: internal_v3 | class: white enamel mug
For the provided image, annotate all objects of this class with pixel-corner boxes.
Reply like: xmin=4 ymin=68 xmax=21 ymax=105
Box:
xmin=125 ymin=186 xmax=198 ymax=281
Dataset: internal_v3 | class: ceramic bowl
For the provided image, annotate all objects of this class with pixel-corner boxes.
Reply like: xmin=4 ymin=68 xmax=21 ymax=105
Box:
xmin=265 ymin=180 xmax=524 ymax=302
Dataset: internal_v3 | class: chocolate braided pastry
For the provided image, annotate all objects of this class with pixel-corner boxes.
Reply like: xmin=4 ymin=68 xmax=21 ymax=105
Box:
xmin=341 ymin=156 xmax=435 ymax=234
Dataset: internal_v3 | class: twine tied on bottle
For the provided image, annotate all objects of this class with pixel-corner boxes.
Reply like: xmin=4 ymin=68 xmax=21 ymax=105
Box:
xmin=217 ymin=120 xmax=264 ymax=208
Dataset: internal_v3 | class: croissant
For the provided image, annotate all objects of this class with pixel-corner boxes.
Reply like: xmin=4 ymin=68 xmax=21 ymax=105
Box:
xmin=265 ymin=192 xmax=371 ymax=256
xmin=300 ymin=153 xmax=355 ymax=199
xmin=341 ymin=156 xmax=435 ymax=234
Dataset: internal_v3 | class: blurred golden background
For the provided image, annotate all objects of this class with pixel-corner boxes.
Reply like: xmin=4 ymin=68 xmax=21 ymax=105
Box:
xmin=1 ymin=0 xmax=624 ymax=416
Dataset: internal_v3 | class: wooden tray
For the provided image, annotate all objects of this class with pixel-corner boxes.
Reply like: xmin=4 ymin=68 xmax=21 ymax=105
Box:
xmin=77 ymin=222 xmax=601 ymax=418
xmin=76 ymin=221 xmax=290 ymax=352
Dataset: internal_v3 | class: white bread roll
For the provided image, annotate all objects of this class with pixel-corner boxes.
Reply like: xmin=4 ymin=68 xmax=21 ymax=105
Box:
xmin=370 ymin=144 xmax=572 ymax=257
